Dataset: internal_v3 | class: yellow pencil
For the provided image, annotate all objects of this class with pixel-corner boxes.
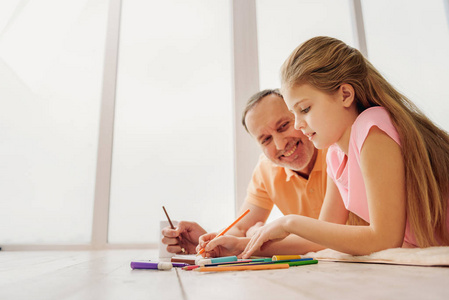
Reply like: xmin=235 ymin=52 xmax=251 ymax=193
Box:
xmin=197 ymin=263 xmax=289 ymax=272
xmin=272 ymin=255 xmax=302 ymax=261
xmin=196 ymin=209 xmax=250 ymax=255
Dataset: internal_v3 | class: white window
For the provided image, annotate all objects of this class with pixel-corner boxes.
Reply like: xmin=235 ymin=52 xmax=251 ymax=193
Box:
xmin=362 ymin=0 xmax=449 ymax=131
xmin=256 ymin=0 xmax=354 ymax=89
xmin=108 ymin=0 xmax=234 ymax=243
xmin=0 ymin=0 xmax=108 ymax=244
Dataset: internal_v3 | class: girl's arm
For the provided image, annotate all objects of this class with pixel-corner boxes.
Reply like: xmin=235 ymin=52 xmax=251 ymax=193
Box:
xmin=201 ymin=183 xmax=342 ymax=256
xmin=198 ymin=234 xmax=325 ymax=257
xmin=240 ymin=176 xmax=347 ymax=257
xmin=242 ymin=127 xmax=406 ymax=257
xmin=249 ymin=174 xmax=348 ymax=256
xmin=239 ymin=173 xmax=347 ymax=257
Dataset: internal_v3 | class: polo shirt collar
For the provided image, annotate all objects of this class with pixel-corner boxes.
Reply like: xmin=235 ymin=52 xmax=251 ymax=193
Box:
xmin=284 ymin=149 xmax=324 ymax=181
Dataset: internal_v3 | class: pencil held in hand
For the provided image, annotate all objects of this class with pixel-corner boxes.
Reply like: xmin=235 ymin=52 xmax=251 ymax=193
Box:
xmin=196 ymin=209 xmax=250 ymax=255
xmin=162 ymin=206 xmax=185 ymax=254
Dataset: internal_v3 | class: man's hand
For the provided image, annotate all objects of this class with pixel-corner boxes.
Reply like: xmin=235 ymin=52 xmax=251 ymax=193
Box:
xmin=161 ymin=221 xmax=206 ymax=254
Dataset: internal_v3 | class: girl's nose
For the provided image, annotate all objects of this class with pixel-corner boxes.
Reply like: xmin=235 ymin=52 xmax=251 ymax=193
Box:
xmin=294 ymin=118 xmax=305 ymax=130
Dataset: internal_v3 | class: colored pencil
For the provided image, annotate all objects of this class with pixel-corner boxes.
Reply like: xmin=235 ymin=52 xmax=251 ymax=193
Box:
xmin=196 ymin=209 xmax=250 ymax=255
xmin=288 ymin=259 xmax=318 ymax=267
xmin=162 ymin=206 xmax=185 ymax=253
xmin=171 ymin=256 xmax=196 ymax=265
xmin=197 ymin=263 xmax=289 ymax=272
xmin=272 ymin=255 xmax=302 ymax=261
xmin=182 ymin=265 xmax=200 ymax=270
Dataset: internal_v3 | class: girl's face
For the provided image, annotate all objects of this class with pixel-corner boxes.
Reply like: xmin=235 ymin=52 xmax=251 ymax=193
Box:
xmin=283 ymin=83 xmax=359 ymax=152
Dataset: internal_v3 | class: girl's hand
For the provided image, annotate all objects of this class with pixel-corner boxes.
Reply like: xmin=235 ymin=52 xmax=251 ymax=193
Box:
xmin=246 ymin=221 xmax=265 ymax=238
xmin=240 ymin=216 xmax=291 ymax=259
xmin=196 ymin=232 xmax=218 ymax=256
xmin=197 ymin=233 xmax=248 ymax=258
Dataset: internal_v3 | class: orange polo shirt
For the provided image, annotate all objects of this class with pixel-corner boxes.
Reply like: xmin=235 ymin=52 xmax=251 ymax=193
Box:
xmin=245 ymin=149 xmax=327 ymax=219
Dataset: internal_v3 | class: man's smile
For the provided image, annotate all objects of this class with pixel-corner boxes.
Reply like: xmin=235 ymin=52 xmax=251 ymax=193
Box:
xmin=281 ymin=141 xmax=300 ymax=158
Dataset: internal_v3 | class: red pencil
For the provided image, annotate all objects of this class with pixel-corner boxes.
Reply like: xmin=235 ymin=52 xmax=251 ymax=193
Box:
xmin=182 ymin=265 xmax=200 ymax=271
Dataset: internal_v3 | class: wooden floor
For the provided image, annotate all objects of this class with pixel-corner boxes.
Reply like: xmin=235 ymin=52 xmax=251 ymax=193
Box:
xmin=1 ymin=248 xmax=448 ymax=300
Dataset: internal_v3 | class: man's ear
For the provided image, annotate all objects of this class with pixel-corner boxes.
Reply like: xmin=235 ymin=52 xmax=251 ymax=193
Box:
xmin=340 ymin=83 xmax=355 ymax=108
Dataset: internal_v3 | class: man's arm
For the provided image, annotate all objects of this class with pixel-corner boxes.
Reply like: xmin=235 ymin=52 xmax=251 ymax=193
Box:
xmin=225 ymin=202 xmax=271 ymax=237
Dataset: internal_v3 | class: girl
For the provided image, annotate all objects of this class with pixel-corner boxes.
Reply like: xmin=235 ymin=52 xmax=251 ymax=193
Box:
xmin=241 ymin=36 xmax=449 ymax=257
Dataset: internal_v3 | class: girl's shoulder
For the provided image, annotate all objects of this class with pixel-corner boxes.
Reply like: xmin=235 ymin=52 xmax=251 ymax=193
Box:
xmin=354 ymin=106 xmax=391 ymax=127
xmin=352 ymin=106 xmax=401 ymax=148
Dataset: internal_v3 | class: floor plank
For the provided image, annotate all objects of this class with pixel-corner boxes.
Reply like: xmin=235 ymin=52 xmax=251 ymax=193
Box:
xmin=1 ymin=249 xmax=448 ymax=300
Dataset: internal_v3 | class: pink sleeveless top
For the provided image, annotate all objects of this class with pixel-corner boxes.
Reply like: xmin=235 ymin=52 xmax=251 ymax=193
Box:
xmin=326 ymin=106 xmax=418 ymax=246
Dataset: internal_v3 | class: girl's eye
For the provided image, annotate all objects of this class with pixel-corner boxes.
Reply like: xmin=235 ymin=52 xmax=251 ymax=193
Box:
xmin=300 ymin=106 xmax=310 ymax=114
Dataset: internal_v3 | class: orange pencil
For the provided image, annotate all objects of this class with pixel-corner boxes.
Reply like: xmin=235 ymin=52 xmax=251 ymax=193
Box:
xmin=196 ymin=209 xmax=250 ymax=256
xmin=197 ymin=263 xmax=289 ymax=272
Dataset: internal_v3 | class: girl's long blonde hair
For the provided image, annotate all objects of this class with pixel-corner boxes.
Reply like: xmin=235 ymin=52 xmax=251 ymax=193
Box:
xmin=281 ymin=36 xmax=449 ymax=246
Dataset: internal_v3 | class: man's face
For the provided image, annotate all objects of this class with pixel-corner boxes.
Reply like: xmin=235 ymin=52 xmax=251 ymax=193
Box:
xmin=245 ymin=94 xmax=317 ymax=174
